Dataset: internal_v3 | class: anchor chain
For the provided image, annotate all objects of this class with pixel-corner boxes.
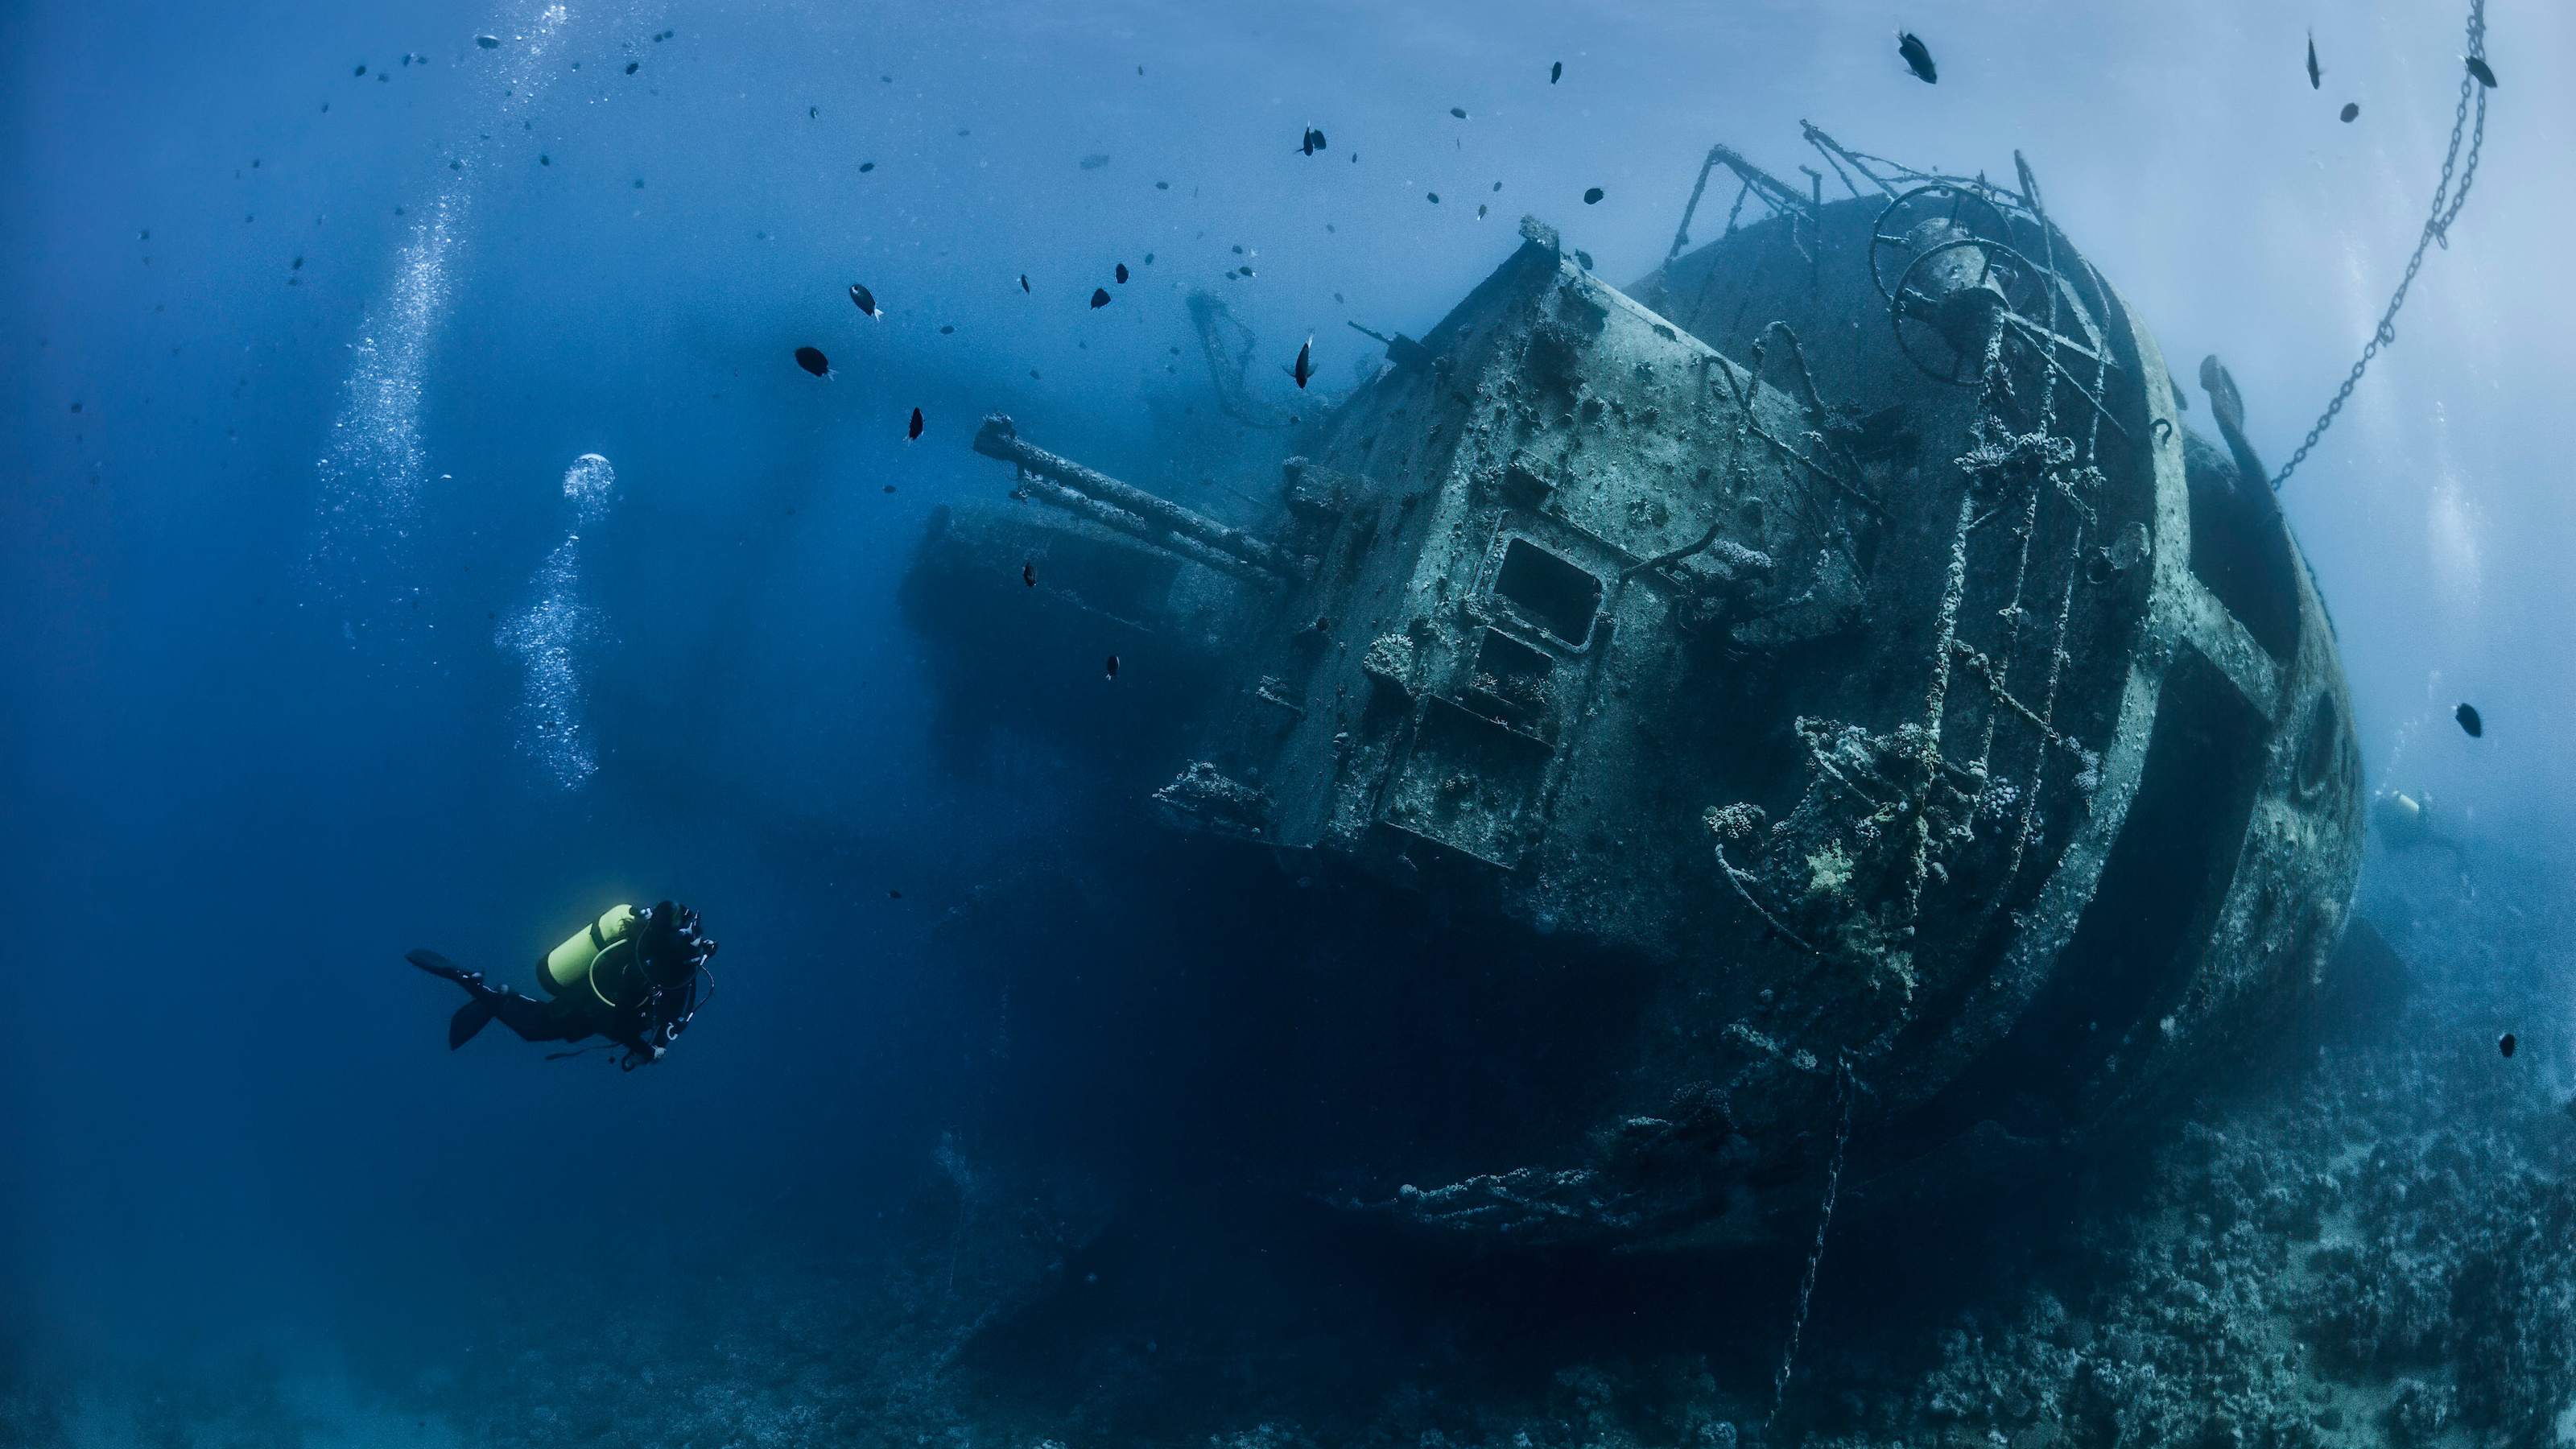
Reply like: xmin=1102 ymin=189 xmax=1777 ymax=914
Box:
xmin=2273 ymin=0 xmax=2491 ymax=489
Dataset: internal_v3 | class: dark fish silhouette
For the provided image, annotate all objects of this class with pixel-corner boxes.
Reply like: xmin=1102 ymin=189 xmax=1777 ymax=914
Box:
xmin=1427 ymin=192 xmax=1440 ymax=204
xmin=1898 ymin=31 xmax=1937 ymax=83
xmin=795 ymin=346 xmax=829 ymax=377
xmin=625 ymin=61 xmax=638 ymax=73
xmin=1023 ymin=563 xmax=1036 ymax=587
xmin=2466 ymin=55 xmax=2496 ymax=88
xmin=1450 ymin=106 xmax=1468 ymax=118
xmin=476 ymin=35 xmax=499 ymax=48
xmin=908 ymin=407 xmax=924 ymax=441
xmin=1292 ymin=336 xmax=1314 ymax=389
xmin=1116 ymin=262 xmax=1129 ymax=283
xmin=1298 ymin=127 xmax=1327 ymax=155
xmin=850 ymin=283 xmax=880 ymax=317
xmin=1104 ymin=654 xmax=1120 ymax=680
xmin=1551 ymin=61 xmax=1562 ymax=84
xmin=2500 ymin=1032 xmax=2517 ymax=1058
xmin=1090 ymin=287 xmax=1111 ymax=308
xmin=808 ymin=105 xmax=817 ymax=118
xmin=2341 ymin=102 xmax=2359 ymax=122
xmin=888 ymin=889 xmax=902 ymax=898
xmin=860 ymin=161 xmax=876 ymax=171
xmin=1583 ymin=187 xmax=1604 ymax=204
xmin=1020 ymin=274 xmax=1030 ymax=291
xmin=2306 ymin=32 xmax=2322 ymax=89
xmin=2456 ymin=702 xmax=2483 ymax=737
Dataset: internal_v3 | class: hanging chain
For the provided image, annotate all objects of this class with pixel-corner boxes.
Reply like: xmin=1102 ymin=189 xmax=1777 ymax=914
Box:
xmin=1764 ymin=1056 xmax=1855 ymax=1440
xmin=2273 ymin=0 xmax=2491 ymax=489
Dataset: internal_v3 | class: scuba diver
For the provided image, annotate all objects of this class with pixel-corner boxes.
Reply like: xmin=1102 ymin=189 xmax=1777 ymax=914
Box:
xmin=2371 ymin=789 xmax=2460 ymax=854
xmin=408 ymin=902 xmax=719 ymax=1069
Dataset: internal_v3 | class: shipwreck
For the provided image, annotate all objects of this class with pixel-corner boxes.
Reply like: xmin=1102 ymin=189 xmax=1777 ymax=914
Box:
xmin=902 ymin=129 xmax=2364 ymax=1249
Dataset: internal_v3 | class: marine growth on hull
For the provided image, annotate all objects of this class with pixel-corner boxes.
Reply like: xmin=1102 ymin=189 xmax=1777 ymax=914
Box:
xmin=906 ymin=130 xmax=2364 ymax=1250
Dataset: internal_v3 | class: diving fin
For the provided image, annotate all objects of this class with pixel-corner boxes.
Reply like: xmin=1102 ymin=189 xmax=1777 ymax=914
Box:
xmin=408 ymin=948 xmax=467 ymax=981
xmin=449 ymin=997 xmax=497 ymax=1050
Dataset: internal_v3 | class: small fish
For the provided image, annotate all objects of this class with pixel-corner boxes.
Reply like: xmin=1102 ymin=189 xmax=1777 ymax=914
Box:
xmin=2465 ymin=55 xmax=2496 ymax=88
xmin=888 ymin=889 xmax=902 ymax=898
xmin=1023 ymin=563 xmax=1037 ymax=587
xmin=1292 ymin=336 xmax=1314 ymax=389
xmin=850 ymin=283 xmax=881 ymax=317
xmin=939 ymin=324 xmax=954 ymax=334
xmin=1477 ymin=204 xmax=1487 ymax=219
xmin=291 ymin=256 xmax=303 ymax=269
xmin=1144 ymin=253 xmax=1154 ymax=264
xmin=1897 ymin=30 xmax=1938 ymax=84
xmin=2306 ymin=31 xmax=2322 ymax=89
xmin=1091 ymin=287 xmax=1111 ymax=308
xmin=1104 ymin=654 xmax=1120 ymax=680
xmin=1116 ymin=262 xmax=1129 ymax=283
xmin=1020 ymin=274 xmax=1031 ymax=292
xmin=882 ymin=484 xmax=895 ymax=493
xmin=1080 ymin=153 xmax=1112 ymax=170
xmin=354 ymin=64 xmax=367 ymax=76
xmin=795 ymin=345 xmax=830 ymax=377
xmin=908 ymin=407 xmax=924 ymax=441
xmin=625 ymin=61 xmax=638 ymax=74
xmin=2341 ymin=101 xmax=2359 ymax=122
xmin=1427 ymin=191 xmax=1439 ymax=204
xmin=476 ymin=35 xmax=499 ymax=49
xmin=860 ymin=161 xmax=876 ymax=172
xmin=1575 ymin=249 xmax=1593 ymax=271
xmin=1299 ymin=127 xmax=1328 ymax=155
xmin=2456 ymin=702 xmax=2483 ymax=737
xmin=808 ymin=105 xmax=817 ymax=118
xmin=1551 ymin=60 xmax=1562 ymax=84
xmin=2500 ymin=1032 xmax=2517 ymax=1058
xmin=1450 ymin=106 xmax=1468 ymax=119
xmin=1583 ymin=187 xmax=1604 ymax=204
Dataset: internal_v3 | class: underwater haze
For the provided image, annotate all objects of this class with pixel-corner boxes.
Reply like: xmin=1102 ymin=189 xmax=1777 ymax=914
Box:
xmin=8 ymin=0 xmax=2576 ymax=1445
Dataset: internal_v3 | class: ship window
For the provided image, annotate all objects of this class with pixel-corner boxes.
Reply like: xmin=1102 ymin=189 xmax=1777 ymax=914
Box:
xmin=1492 ymin=539 xmax=1600 ymax=645
xmin=1476 ymin=628 xmax=1554 ymax=683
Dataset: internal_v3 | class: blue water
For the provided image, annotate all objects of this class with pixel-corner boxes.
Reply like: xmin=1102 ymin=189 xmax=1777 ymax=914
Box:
xmin=6 ymin=0 xmax=2572 ymax=1442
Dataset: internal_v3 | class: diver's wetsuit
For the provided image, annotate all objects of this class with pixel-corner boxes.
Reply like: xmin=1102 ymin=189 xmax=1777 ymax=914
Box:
xmin=409 ymin=901 xmax=716 ymax=1067
xmin=407 ymin=952 xmax=603 ymax=1043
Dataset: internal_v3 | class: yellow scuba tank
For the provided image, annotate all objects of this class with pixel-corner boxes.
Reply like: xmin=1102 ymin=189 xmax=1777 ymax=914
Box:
xmin=538 ymin=905 xmax=645 ymax=1008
